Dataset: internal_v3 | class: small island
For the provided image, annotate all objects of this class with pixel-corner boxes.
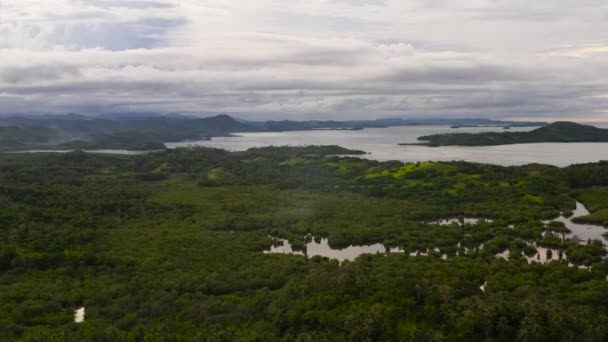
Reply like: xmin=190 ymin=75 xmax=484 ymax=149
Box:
xmin=407 ymin=122 xmax=608 ymax=146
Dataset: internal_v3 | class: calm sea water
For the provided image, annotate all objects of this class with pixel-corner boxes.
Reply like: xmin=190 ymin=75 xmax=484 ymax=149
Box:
xmin=166 ymin=125 xmax=608 ymax=167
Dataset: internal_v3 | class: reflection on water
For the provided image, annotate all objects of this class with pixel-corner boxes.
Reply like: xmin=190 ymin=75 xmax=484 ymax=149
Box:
xmin=265 ymin=202 xmax=607 ymax=264
xmin=305 ymin=238 xmax=387 ymax=262
xmin=545 ymin=201 xmax=608 ymax=246
xmin=166 ymin=125 xmax=608 ymax=167
xmin=265 ymin=237 xmax=390 ymax=262
xmin=432 ymin=218 xmax=494 ymax=226
xmin=265 ymin=239 xmax=305 ymax=256
xmin=495 ymin=243 xmax=592 ymax=269
xmin=266 ymin=237 xmax=455 ymax=263
xmin=266 ymin=234 xmax=602 ymax=268
xmin=525 ymin=245 xmax=567 ymax=264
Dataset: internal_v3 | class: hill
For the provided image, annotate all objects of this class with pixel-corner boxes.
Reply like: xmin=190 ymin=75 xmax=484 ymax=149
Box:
xmin=413 ymin=122 xmax=608 ymax=146
xmin=0 ymin=114 xmax=259 ymax=151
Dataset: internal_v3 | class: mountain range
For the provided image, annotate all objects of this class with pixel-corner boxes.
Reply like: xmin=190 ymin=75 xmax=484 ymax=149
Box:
xmin=0 ymin=114 xmax=546 ymax=151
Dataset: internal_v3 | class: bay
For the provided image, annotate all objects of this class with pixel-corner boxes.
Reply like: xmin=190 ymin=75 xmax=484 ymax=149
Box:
xmin=166 ymin=125 xmax=608 ymax=167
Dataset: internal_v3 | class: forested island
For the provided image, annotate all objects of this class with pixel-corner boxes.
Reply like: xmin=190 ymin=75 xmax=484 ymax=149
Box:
xmin=0 ymin=114 xmax=545 ymax=152
xmin=1 ymin=146 xmax=608 ymax=340
xmin=413 ymin=122 xmax=608 ymax=146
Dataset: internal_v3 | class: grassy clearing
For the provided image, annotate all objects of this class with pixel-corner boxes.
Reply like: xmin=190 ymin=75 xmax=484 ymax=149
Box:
xmin=364 ymin=162 xmax=456 ymax=179
xmin=208 ymin=167 xmax=224 ymax=180
xmin=324 ymin=159 xmax=369 ymax=174
xmin=280 ymin=157 xmax=313 ymax=166
xmin=522 ymin=193 xmax=543 ymax=203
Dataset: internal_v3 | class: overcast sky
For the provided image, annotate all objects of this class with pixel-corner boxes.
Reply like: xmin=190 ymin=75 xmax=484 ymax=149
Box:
xmin=1 ymin=0 xmax=607 ymax=121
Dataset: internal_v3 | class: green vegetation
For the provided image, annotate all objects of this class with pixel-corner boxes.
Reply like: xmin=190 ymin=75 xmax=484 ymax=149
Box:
xmin=415 ymin=121 xmax=608 ymax=146
xmin=575 ymin=209 xmax=608 ymax=226
xmin=573 ymin=187 xmax=608 ymax=226
xmin=577 ymin=187 xmax=608 ymax=211
xmin=0 ymin=114 xmax=257 ymax=151
xmin=522 ymin=193 xmax=543 ymax=204
xmin=544 ymin=221 xmax=571 ymax=234
xmin=1 ymin=147 xmax=608 ymax=341
xmin=364 ymin=161 xmax=445 ymax=179
xmin=0 ymin=125 xmax=57 ymax=149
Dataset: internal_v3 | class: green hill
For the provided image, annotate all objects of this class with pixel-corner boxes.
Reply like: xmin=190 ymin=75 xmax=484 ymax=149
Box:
xmin=0 ymin=114 xmax=259 ymax=151
xmin=0 ymin=125 xmax=58 ymax=150
xmin=414 ymin=122 xmax=608 ymax=146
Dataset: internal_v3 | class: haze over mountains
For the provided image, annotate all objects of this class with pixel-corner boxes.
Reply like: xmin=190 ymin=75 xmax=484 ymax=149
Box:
xmin=0 ymin=114 xmax=546 ymax=151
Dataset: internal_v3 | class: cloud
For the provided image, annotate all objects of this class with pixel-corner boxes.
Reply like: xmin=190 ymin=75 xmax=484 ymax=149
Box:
xmin=548 ymin=45 xmax=608 ymax=58
xmin=0 ymin=0 xmax=607 ymax=121
xmin=0 ymin=65 xmax=81 ymax=84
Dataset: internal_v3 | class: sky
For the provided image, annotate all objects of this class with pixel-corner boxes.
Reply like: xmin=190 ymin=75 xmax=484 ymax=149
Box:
xmin=1 ymin=0 xmax=608 ymax=121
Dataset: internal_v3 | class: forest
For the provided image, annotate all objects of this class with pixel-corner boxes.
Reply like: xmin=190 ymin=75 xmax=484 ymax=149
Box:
xmin=1 ymin=146 xmax=608 ymax=341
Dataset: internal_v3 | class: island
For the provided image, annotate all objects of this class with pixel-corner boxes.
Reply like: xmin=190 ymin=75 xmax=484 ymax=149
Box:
xmin=408 ymin=121 xmax=608 ymax=146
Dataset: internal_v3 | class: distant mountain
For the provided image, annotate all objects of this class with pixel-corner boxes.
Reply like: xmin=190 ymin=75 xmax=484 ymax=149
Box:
xmin=0 ymin=113 xmax=549 ymax=151
xmin=187 ymin=114 xmax=258 ymax=134
xmin=374 ymin=118 xmax=546 ymax=127
xmin=99 ymin=112 xmax=197 ymax=120
xmin=258 ymin=117 xmax=545 ymax=131
xmin=0 ymin=114 xmax=259 ymax=151
xmin=0 ymin=125 xmax=57 ymax=149
xmin=414 ymin=122 xmax=608 ymax=146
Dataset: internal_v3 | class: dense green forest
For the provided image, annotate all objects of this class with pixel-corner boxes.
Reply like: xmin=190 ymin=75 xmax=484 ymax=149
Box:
xmin=415 ymin=122 xmax=608 ymax=146
xmin=1 ymin=146 xmax=608 ymax=341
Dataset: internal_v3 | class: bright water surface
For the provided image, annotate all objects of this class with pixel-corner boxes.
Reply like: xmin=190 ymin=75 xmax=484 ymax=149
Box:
xmin=74 ymin=307 xmax=85 ymax=323
xmin=432 ymin=218 xmax=494 ymax=226
xmin=265 ymin=238 xmax=390 ymax=263
xmin=545 ymin=201 xmax=608 ymax=246
xmin=266 ymin=202 xmax=607 ymax=263
xmin=13 ymin=124 xmax=608 ymax=166
xmin=166 ymin=124 xmax=608 ymax=167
